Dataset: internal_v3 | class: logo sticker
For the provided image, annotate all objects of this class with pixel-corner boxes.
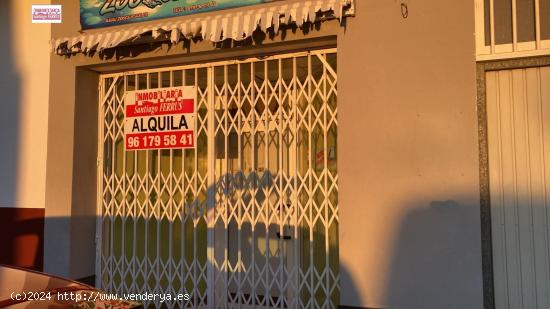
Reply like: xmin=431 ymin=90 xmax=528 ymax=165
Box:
xmin=32 ymin=5 xmax=62 ymax=23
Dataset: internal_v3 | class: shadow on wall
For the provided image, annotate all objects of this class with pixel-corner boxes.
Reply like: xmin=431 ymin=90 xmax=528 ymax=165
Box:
xmin=17 ymin=212 xmax=362 ymax=305
xmin=2 ymin=196 xmax=485 ymax=308
xmin=29 ymin=169 xmax=362 ymax=306
xmin=382 ymin=199 xmax=483 ymax=309
xmin=87 ymin=197 xmax=468 ymax=309
xmin=338 ymin=197 xmax=483 ymax=309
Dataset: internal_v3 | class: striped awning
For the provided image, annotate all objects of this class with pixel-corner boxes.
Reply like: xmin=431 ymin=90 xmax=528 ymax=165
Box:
xmin=52 ymin=0 xmax=354 ymax=54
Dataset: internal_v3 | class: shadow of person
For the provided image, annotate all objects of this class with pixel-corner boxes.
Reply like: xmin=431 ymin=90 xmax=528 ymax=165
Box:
xmin=382 ymin=199 xmax=483 ymax=309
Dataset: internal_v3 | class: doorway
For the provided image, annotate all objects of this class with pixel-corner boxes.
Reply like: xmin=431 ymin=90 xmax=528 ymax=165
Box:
xmin=483 ymin=63 xmax=550 ymax=309
xmin=97 ymin=49 xmax=339 ymax=308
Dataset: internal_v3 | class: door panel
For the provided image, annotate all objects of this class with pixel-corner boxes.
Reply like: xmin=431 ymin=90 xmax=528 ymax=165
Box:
xmin=211 ymin=59 xmax=298 ymax=308
xmin=486 ymin=66 xmax=550 ymax=309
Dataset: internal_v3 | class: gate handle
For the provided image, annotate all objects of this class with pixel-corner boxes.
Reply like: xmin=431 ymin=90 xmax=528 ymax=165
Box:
xmin=276 ymin=232 xmax=292 ymax=240
xmin=277 ymin=202 xmax=292 ymax=239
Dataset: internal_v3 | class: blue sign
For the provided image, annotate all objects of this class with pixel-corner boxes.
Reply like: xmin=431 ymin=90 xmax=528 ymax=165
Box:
xmin=80 ymin=0 xmax=279 ymax=29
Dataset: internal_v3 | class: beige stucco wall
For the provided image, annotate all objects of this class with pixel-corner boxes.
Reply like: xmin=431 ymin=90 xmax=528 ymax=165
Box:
xmin=0 ymin=0 xmax=50 ymax=209
xmin=337 ymin=1 xmax=483 ymax=308
xmin=45 ymin=0 xmax=484 ymax=307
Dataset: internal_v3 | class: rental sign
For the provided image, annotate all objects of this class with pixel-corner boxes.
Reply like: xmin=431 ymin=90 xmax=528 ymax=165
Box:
xmin=80 ymin=0 xmax=278 ymax=29
xmin=124 ymin=86 xmax=196 ymax=150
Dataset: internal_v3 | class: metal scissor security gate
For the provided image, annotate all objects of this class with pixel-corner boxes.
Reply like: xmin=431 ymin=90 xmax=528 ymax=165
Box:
xmin=98 ymin=49 xmax=339 ymax=309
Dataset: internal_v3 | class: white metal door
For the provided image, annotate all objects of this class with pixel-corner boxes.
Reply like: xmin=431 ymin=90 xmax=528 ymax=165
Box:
xmin=486 ymin=66 xmax=550 ymax=309
xmin=97 ymin=49 xmax=339 ymax=309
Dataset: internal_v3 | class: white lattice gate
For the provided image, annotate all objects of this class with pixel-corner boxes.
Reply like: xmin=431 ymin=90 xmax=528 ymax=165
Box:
xmin=97 ymin=49 xmax=339 ymax=309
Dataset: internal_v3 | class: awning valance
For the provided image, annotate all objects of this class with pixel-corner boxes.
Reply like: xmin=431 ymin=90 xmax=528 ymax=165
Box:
xmin=52 ymin=0 xmax=354 ymax=55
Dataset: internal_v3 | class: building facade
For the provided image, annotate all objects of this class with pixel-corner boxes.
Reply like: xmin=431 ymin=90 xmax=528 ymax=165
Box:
xmin=2 ymin=0 xmax=550 ymax=308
